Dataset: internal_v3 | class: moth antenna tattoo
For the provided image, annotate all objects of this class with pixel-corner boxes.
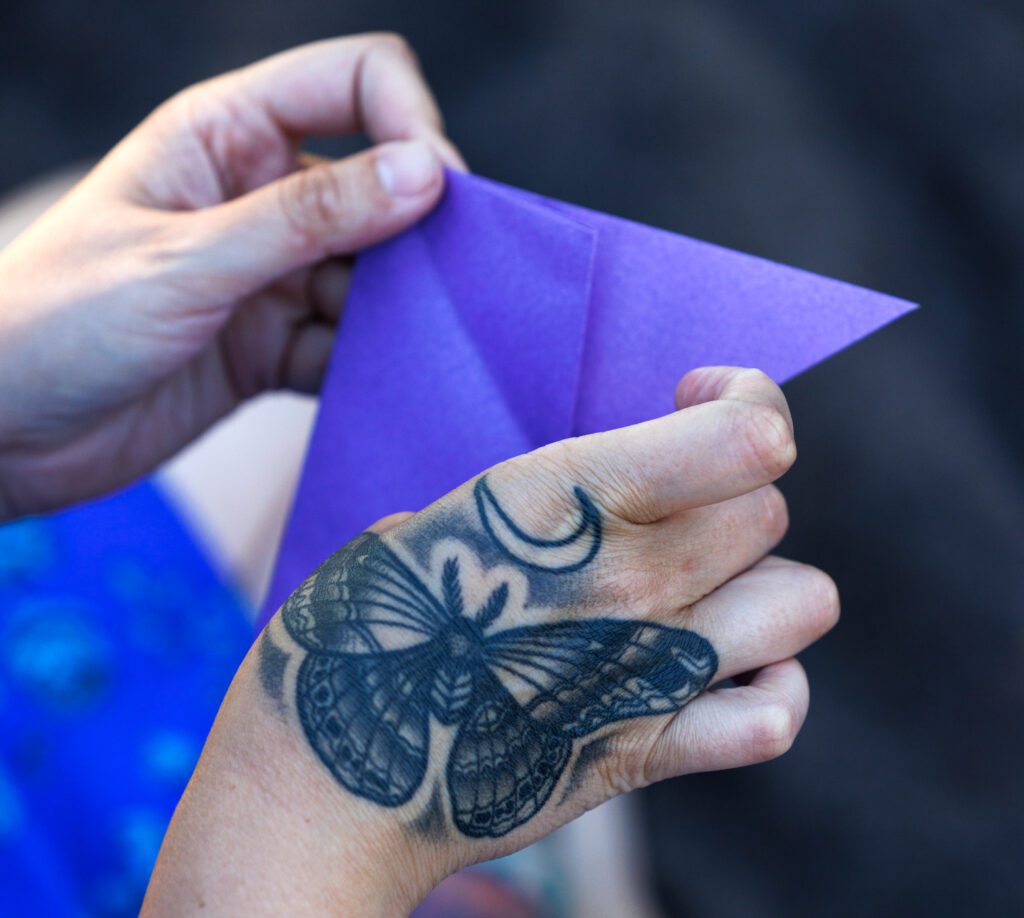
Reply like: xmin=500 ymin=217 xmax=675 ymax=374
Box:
xmin=477 ymin=583 xmax=508 ymax=628
xmin=442 ymin=558 xmax=464 ymax=618
xmin=280 ymin=475 xmax=718 ymax=839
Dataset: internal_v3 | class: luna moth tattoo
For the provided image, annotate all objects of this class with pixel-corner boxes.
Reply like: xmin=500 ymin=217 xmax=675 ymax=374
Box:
xmin=278 ymin=475 xmax=717 ymax=839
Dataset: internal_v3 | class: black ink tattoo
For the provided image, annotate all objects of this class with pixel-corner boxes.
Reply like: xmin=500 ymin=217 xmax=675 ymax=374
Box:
xmin=474 ymin=477 xmax=602 ymax=573
xmin=398 ymin=499 xmax=583 ymax=608
xmin=257 ymin=628 xmax=290 ymax=707
xmin=278 ymin=475 xmax=717 ymax=839
xmin=409 ymin=783 xmax=449 ymax=841
xmin=559 ymin=735 xmax=614 ymax=804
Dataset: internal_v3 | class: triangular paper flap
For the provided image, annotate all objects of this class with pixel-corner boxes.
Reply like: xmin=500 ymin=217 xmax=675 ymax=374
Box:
xmin=420 ymin=172 xmax=596 ymax=446
xmin=473 ymin=172 xmax=914 ymax=431
xmin=261 ymin=180 xmax=596 ymax=616
xmin=559 ymin=201 xmax=915 ymax=432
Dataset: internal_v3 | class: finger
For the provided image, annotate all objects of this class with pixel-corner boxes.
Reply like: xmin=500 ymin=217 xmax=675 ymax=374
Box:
xmin=675 ymin=366 xmax=793 ymax=434
xmin=202 ymin=34 xmax=466 ymax=170
xmin=645 ymin=658 xmax=809 ymax=781
xmin=278 ymin=322 xmax=335 ymax=393
xmin=683 ymin=556 xmax=840 ymax=681
xmin=192 ymin=140 xmax=443 ymax=296
xmin=497 ymin=368 xmax=796 ymax=526
xmin=584 ymin=366 xmax=796 ymax=520
xmin=295 ymin=158 xmax=354 ymax=323
xmin=307 ymin=257 xmax=352 ymax=323
xmin=627 ymin=485 xmax=789 ymax=610
xmin=296 ymin=152 xmax=333 ymax=169
xmin=366 ymin=511 xmax=416 ymax=534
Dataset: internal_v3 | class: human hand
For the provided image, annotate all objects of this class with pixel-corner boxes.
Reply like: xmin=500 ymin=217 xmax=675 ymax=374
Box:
xmin=0 ymin=35 xmax=463 ymax=519
xmin=145 ymin=367 xmax=839 ymax=916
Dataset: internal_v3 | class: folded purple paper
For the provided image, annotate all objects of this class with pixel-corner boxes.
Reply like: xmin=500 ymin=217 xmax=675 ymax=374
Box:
xmin=259 ymin=170 xmax=914 ymax=625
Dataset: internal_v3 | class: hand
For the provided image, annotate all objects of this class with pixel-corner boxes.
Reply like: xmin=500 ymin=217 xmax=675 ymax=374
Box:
xmin=0 ymin=35 xmax=464 ymax=519
xmin=144 ymin=368 xmax=839 ymax=916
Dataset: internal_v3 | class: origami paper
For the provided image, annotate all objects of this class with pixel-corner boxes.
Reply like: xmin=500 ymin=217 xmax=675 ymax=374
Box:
xmin=260 ymin=170 xmax=914 ymax=624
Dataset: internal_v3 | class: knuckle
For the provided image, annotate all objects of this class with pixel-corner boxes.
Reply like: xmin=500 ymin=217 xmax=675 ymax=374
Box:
xmin=157 ymin=86 xmax=192 ymax=117
xmin=735 ymin=367 xmax=776 ymax=393
xmin=598 ymin=465 xmax=662 ymax=525
xmin=604 ymin=739 xmax=645 ymax=795
xmin=565 ymin=432 xmax=661 ymax=525
xmin=537 ymin=436 xmax=585 ymax=480
xmin=279 ymin=165 xmax=352 ymax=249
xmin=519 ymin=440 xmax=585 ymax=509
xmin=370 ymin=31 xmax=415 ymax=57
xmin=634 ymin=725 xmax=674 ymax=788
xmin=540 ymin=436 xmax=647 ymax=526
xmin=495 ymin=440 xmax=591 ymax=530
xmin=162 ymin=74 xmax=233 ymax=123
xmin=555 ymin=732 xmax=644 ymax=799
xmin=736 ymin=402 xmax=797 ymax=480
xmin=728 ymin=368 xmax=786 ymax=408
xmin=151 ymin=84 xmax=205 ymax=130
xmin=130 ymin=214 xmax=200 ymax=279
xmin=750 ymin=700 xmax=799 ymax=762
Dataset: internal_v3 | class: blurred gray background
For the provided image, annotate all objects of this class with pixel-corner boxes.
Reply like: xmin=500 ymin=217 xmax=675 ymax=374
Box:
xmin=2 ymin=1 xmax=1022 ymax=914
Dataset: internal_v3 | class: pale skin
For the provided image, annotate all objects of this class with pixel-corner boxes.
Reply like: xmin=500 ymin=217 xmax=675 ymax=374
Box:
xmin=144 ymin=366 xmax=838 ymax=916
xmin=0 ymin=34 xmax=463 ymax=519
xmin=0 ymin=36 xmax=839 ymax=916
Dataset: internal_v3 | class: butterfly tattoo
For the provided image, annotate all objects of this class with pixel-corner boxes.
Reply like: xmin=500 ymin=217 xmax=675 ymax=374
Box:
xmin=280 ymin=479 xmax=718 ymax=839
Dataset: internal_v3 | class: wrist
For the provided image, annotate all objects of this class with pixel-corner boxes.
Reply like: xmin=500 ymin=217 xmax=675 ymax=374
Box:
xmin=145 ymin=623 xmax=452 ymax=916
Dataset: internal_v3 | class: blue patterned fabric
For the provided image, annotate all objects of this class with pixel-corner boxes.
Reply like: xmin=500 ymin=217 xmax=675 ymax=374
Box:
xmin=0 ymin=482 xmax=252 ymax=916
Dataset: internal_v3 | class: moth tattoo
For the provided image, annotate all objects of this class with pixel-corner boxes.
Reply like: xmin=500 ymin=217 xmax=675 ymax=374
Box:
xmin=279 ymin=477 xmax=717 ymax=839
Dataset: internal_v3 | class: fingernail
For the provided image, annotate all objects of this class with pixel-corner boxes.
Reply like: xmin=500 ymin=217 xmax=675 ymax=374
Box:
xmin=376 ymin=140 xmax=440 ymax=197
xmin=434 ymin=136 xmax=470 ymax=173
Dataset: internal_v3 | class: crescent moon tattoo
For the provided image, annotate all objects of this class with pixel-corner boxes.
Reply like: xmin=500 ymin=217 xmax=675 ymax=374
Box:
xmin=473 ymin=476 xmax=602 ymax=573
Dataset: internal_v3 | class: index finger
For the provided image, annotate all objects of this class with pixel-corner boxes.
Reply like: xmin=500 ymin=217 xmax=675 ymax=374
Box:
xmin=675 ymin=365 xmax=793 ymax=433
xmin=580 ymin=368 xmax=796 ymax=520
xmin=205 ymin=34 xmax=466 ymax=168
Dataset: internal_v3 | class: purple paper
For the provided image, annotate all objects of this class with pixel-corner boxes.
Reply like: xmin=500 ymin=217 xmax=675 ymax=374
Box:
xmin=259 ymin=170 xmax=914 ymax=624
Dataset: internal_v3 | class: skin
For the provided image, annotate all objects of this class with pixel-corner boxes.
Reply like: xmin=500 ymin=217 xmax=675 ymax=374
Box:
xmin=0 ymin=34 xmax=464 ymax=518
xmin=143 ymin=366 xmax=839 ymax=915
xmin=0 ymin=34 xmax=839 ymax=916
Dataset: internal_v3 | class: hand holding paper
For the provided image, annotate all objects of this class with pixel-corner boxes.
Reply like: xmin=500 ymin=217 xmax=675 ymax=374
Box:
xmin=151 ymin=159 xmax=912 ymax=913
xmin=0 ymin=36 xmax=461 ymax=519
xmin=0 ymin=29 xmax=916 ymax=917
xmin=150 ymin=366 xmax=841 ymax=914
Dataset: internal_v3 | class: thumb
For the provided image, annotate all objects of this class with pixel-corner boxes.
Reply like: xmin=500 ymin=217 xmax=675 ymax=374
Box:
xmin=189 ymin=139 xmax=444 ymax=297
xmin=365 ymin=511 xmax=416 ymax=534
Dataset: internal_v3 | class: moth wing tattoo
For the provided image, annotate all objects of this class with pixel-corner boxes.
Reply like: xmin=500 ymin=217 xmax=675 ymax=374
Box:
xmin=447 ymin=671 xmax=572 ymax=837
xmin=442 ymin=621 xmax=716 ymax=836
xmin=297 ymin=650 xmax=431 ymax=806
xmin=485 ymin=620 xmax=718 ymax=738
xmin=281 ymin=483 xmax=718 ymax=839
xmin=283 ymin=532 xmax=445 ymax=655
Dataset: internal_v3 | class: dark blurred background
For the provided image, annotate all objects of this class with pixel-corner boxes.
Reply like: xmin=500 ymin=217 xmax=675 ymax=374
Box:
xmin=2 ymin=1 xmax=1022 ymax=915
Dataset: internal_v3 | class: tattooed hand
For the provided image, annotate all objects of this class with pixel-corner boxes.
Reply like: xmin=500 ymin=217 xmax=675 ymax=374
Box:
xmin=0 ymin=36 xmax=463 ymax=519
xmin=144 ymin=367 xmax=839 ymax=916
